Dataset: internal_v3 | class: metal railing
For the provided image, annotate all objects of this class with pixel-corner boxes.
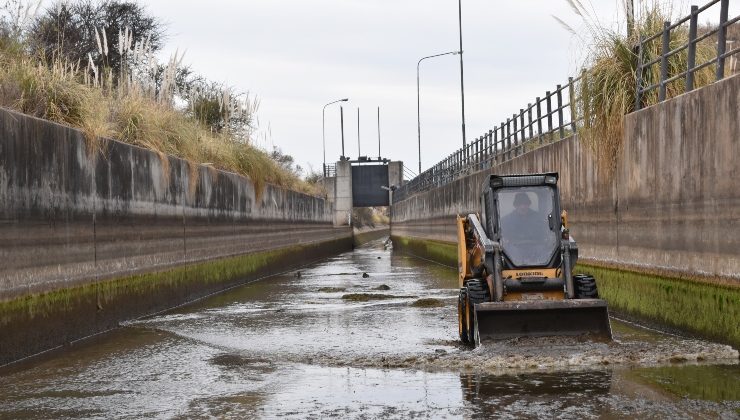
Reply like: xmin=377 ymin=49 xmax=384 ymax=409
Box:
xmin=635 ymin=0 xmax=738 ymax=109
xmin=323 ymin=163 xmax=336 ymax=178
xmin=394 ymin=75 xmax=583 ymax=202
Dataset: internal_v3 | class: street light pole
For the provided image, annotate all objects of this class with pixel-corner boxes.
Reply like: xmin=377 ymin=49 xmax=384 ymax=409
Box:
xmin=417 ymin=51 xmax=459 ymax=174
xmin=322 ymin=98 xmax=348 ymax=175
xmin=458 ymin=0 xmax=467 ymax=149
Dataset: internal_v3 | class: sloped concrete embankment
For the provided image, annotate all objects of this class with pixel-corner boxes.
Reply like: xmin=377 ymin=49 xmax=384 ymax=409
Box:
xmin=0 ymin=107 xmax=352 ymax=365
xmin=391 ymin=74 xmax=740 ymax=348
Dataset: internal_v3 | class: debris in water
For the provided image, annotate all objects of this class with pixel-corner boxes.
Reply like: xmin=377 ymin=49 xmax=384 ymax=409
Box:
xmin=341 ymin=293 xmax=415 ymax=302
xmin=374 ymin=284 xmax=391 ymax=291
xmin=411 ymin=298 xmax=447 ymax=308
xmin=318 ymin=287 xmax=347 ymax=293
xmin=362 ymin=273 xmax=370 ymax=278
xmin=294 ymin=271 xmax=302 ymax=278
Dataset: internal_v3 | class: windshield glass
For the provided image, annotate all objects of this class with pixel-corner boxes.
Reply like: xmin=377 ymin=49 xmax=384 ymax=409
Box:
xmin=496 ymin=186 xmax=558 ymax=267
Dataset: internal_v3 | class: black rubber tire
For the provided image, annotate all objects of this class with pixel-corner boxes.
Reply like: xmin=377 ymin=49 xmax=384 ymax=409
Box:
xmin=574 ymin=274 xmax=599 ymax=299
xmin=466 ymin=279 xmax=490 ymax=304
xmin=458 ymin=288 xmax=470 ymax=345
xmin=463 ymin=279 xmax=490 ymax=345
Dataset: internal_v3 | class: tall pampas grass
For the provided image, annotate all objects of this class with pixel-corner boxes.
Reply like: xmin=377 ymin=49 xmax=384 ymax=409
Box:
xmin=559 ymin=0 xmax=716 ymax=174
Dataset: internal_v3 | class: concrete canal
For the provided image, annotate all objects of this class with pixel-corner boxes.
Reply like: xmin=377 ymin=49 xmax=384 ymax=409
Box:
xmin=1 ymin=238 xmax=738 ymax=419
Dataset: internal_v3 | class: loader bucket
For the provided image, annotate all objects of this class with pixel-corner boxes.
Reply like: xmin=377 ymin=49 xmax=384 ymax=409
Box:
xmin=473 ymin=299 xmax=612 ymax=345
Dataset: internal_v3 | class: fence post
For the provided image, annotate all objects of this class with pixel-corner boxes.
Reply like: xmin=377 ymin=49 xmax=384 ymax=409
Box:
xmin=686 ymin=6 xmax=698 ymax=92
xmin=487 ymin=129 xmax=493 ymax=167
xmin=475 ymin=137 xmax=483 ymax=168
xmin=546 ymin=91 xmax=553 ymax=141
xmin=500 ymin=122 xmax=505 ymax=162
xmin=568 ymin=77 xmax=576 ymax=135
xmin=482 ymin=134 xmax=487 ymax=168
xmin=512 ymin=114 xmax=519 ymax=157
xmin=635 ymin=35 xmax=644 ymax=110
xmin=493 ymin=128 xmax=498 ymax=165
xmin=659 ymin=21 xmax=670 ymax=102
xmin=716 ymin=0 xmax=729 ymax=81
xmin=527 ymin=104 xmax=534 ymax=141
xmin=479 ymin=136 xmax=483 ymax=168
xmin=506 ymin=119 xmax=512 ymax=161
xmin=556 ymin=85 xmax=564 ymax=139
xmin=455 ymin=149 xmax=465 ymax=175
xmin=519 ymin=110 xmax=525 ymax=153
xmin=536 ymin=97 xmax=543 ymax=145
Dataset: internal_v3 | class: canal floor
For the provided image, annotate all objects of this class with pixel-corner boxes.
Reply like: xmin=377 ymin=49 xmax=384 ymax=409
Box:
xmin=1 ymin=239 xmax=738 ymax=419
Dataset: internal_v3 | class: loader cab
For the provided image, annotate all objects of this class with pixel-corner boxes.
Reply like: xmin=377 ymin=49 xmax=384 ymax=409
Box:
xmin=481 ymin=173 xmax=562 ymax=269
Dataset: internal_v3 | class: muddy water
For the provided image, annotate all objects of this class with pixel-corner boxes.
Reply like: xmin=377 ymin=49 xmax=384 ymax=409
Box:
xmin=1 ymin=239 xmax=738 ymax=419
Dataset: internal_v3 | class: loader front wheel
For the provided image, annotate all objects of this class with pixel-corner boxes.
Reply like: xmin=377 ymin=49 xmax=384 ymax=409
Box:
xmin=463 ymin=279 xmax=490 ymax=345
xmin=574 ymin=274 xmax=599 ymax=299
xmin=458 ymin=288 xmax=470 ymax=344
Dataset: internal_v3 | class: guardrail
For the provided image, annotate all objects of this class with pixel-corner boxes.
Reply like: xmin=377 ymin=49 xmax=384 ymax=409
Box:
xmin=636 ymin=0 xmax=737 ymax=109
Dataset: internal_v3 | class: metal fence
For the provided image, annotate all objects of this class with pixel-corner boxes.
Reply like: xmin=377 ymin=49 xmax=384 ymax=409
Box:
xmin=636 ymin=0 xmax=738 ymax=109
xmin=323 ymin=163 xmax=336 ymax=178
xmin=394 ymin=0 xmax=738 ymax=203
xmin=394 ymin=75 xmax=583 ymax=202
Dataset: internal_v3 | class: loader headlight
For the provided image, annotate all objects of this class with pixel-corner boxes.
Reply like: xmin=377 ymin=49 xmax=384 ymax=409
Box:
xmin=545 ymin=175 xmax=557 ymax=185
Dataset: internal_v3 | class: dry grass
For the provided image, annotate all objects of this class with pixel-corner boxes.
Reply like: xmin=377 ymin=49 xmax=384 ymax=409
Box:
xmin=563 ymin=1 xmax=717 ymax=174
xmin=0 ymin=36 xmax=323 ymax=197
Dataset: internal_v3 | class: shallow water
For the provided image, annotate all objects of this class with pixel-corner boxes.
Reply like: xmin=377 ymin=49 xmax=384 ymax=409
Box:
xmin=1 ymin=239 xmax=738 ymax=419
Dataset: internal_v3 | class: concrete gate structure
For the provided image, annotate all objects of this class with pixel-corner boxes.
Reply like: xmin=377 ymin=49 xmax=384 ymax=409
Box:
xmin=324 ymin=159 xmax=403 ymax=226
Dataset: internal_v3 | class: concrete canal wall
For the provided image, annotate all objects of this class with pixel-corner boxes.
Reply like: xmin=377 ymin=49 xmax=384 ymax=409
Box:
xmin=0 ymin=107 xmax=352 ymax=365
xmin=391 ymin=74 xmax=740 ymax=347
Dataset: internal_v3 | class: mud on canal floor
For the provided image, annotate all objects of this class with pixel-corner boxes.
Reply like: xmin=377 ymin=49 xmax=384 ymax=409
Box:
xmin=1 ymin=239 xmax=739 ymax=419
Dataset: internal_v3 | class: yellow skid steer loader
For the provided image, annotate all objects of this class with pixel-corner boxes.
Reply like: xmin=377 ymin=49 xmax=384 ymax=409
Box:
xmin=457 ymin=173 xmax=612 ymax=346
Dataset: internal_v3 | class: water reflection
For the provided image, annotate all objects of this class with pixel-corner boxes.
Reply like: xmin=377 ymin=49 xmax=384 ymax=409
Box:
xmin=460 ymin=370 xmax=612 ymax=419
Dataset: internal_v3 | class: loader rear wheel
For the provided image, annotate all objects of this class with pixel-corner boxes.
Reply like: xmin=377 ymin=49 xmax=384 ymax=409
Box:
xmin=458 ymin=288 xmax=470 ymax=344
xmin=574 ymin=274 xmax=599 ymax=299
xmin=463 ymin=279 xmax=490 ymax=345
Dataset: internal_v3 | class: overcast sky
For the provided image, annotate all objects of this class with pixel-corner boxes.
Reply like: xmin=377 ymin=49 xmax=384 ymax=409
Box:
xmin=145 ymin=0 xmax=736 ymax=177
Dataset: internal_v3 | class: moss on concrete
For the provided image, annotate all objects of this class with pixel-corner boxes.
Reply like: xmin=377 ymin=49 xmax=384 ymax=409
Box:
xmin=628 ymin=364 xmax=740 ymax=402
xmin=0 ymin=236 xmax=352 ymax=328
xmin=577 ymin=263 xmax=740 ymax=349
xmin=391 ymin=235 xmax=457 ymax=268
